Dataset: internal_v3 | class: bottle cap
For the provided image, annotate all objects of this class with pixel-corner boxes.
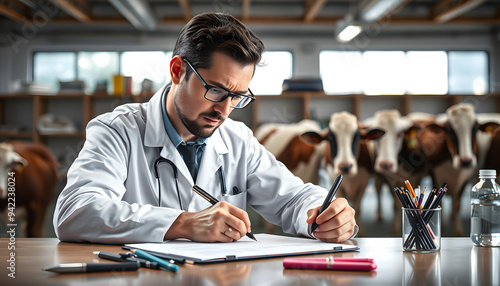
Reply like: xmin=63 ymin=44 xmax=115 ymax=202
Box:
xmin=479 ymin=169 xmax=496 ymax=178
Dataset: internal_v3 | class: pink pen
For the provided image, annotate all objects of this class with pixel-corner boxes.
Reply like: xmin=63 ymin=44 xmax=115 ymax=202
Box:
xmin=283 ymin=257 xmax=377 ymax=271
xmin=301 ymin=257 xmax=375 ymax=264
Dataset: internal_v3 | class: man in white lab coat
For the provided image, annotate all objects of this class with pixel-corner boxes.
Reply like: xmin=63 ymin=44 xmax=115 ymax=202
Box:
xmin=53 ymin=13 xmax=357 ymax=244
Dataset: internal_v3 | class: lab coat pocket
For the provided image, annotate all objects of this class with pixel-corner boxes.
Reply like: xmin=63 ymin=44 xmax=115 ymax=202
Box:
xmin=220 ymin=191 xmax=247 ymax=210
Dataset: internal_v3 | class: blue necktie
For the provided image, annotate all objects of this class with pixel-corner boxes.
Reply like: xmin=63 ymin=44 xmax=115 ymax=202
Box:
xmin=178 ymin=144 xmax=198 ymax=181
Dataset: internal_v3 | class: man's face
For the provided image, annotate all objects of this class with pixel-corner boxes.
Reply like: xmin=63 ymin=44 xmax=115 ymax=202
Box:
xmin=174 ymin=52 xmax=254 ymax=139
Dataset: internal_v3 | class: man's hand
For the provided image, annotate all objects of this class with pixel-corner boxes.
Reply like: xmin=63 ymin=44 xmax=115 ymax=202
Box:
xmin=164 ymin=201 xmax=251 ymax=242
xmin=306 ymin=198 xmax=356 ymax=243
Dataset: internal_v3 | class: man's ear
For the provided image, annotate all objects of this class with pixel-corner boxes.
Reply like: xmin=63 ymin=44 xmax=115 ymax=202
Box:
xmin=170 ymin=56 xmax=184 ymax=85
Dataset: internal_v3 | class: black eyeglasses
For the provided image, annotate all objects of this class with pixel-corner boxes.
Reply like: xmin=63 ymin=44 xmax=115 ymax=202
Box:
xmin=183 ymin=59 xmax=255 ymax=109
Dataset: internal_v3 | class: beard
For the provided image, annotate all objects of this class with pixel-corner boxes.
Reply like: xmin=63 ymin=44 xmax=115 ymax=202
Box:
xmin=174 ymin=93 xmax=226 ymax=139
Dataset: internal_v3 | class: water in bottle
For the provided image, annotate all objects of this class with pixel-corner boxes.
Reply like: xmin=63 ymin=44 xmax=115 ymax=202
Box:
xmin=470 ymin=169 xmax=500 ymax=247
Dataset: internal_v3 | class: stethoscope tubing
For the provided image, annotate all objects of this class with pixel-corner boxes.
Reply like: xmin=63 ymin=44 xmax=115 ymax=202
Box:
xmin=154 ymin=157 xmax=226 ymax=208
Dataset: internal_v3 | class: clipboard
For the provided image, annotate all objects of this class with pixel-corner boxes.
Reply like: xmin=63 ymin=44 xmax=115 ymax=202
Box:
xmin=124 ymin=234 xmax=359 ymax=265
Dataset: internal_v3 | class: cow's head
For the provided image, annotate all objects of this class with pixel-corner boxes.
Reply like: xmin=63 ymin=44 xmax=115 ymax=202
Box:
xmin=365 ymin=110 xmax=420 ymax=173
xmin=426 ymin=103 xmax=499 ymax=169
xmin=0 ymin=143 xmax=28 ymax=199
xmin=301 ymin=112 xmax=385 ymax=176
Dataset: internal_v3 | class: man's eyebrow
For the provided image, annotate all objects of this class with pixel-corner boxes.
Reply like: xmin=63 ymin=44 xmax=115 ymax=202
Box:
xmin=207 ymin=80 xmax=248 ymax=95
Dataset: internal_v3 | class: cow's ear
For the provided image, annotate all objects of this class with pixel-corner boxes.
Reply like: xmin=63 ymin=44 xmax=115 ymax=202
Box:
xmin=478 ymin=122 xmax=500 ymax=134
xmin=362 ymin=128 xmax=385 ymax=140
xmin=301 ymin=131 xmax=324 ymax=145
xmin=7 ymin=151 xmax=28 ymax=168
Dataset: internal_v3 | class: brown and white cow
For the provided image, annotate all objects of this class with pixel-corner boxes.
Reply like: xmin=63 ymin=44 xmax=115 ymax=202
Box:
xmin=363 ymin=110 xmax=432 ymax=235
xmin=256 ymin=112 xmax=385 ymax=235
xmin=0 ymin=141 xmax=59 ymax=237
xmin=483 ymin=126 xmax=500 ymax=184
xmin=418 ymin=103 xmax=499 ymax=235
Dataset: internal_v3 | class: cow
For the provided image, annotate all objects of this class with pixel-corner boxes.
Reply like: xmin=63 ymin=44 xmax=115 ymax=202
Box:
xmin=418 ymin=103 xmax=499 ymax=236
xmin=0 ymin=141 xmax=59 ymax=237
xmin=363 ymin=110 xmax=432 ymax=235
xmin=256 ymin=112 xmax=385 ymax=235
xmin=483 ymin=126 xmax=500 ymax=184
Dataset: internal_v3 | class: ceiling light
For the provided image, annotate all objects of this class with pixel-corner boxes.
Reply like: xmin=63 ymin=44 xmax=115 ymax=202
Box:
xmin=337 ymin=25 xmax=363 ymax=43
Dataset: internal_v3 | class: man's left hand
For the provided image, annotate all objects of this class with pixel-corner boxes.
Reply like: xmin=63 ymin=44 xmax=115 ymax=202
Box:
xmin=306 ymin=198 xmax=356 ymax=243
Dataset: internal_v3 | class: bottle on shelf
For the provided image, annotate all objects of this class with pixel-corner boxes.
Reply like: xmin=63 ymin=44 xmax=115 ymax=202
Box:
xmin=470 ymin=169 xmax=500 ymax=247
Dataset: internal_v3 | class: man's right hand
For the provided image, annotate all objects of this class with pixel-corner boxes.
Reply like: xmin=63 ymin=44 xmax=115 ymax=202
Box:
xmin=164 ymin=201 xmax=252 ymax=242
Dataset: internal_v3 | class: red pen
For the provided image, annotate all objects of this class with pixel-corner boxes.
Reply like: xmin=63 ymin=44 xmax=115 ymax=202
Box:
xmin=283 ymin=257 xmax=377 ymax=271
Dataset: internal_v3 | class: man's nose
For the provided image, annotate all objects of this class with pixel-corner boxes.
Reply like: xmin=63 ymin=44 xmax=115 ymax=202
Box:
xmin=214 ymin=97 xmax=233 ymax=115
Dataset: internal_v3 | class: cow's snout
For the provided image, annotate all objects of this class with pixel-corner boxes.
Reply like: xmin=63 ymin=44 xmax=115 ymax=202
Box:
xmin=338 ymin=163 xmax=353 ymax=174
xmin=459 ymin=157 xmax=473 ymax=168
xmin=378 ymin=161 xmax=394 ymax=171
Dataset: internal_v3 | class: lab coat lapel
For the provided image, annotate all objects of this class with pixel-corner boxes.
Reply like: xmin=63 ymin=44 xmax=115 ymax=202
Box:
xmin=159 ymin=144 xmax=194 ymax=186
xmin=188 ymin=129 xmax=229 ymax=209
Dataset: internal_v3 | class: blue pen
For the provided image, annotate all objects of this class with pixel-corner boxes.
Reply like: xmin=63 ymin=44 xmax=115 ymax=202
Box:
xmin=130 ymin=249 xmax=179 ymax=273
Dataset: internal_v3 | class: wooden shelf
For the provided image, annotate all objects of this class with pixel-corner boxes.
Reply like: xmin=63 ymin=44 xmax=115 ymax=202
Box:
xmin=38 ymin=132 xmax=84 ymax=138
xmin=0 ymin=131 xmax=33 ymax=138
xmin=1 ymin=91 xmax=499 ymax=143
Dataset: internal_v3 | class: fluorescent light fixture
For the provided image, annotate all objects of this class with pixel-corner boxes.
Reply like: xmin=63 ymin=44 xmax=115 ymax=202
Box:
xmin=108 ymin=0 xmax=156 ymax=31
xmin=337 ymin=25 xmax=363 ymax=43
xmin=360 ymin=0 xmax=408 ymax=22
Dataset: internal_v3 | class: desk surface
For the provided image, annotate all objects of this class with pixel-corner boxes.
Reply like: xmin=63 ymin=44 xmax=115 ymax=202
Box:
xmin=1 ymin=237 xmax=498 ymax=286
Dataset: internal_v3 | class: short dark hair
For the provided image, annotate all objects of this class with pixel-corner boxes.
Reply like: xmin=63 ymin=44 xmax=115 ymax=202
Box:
xmin=172 ymin=13 xmax=265 ymax=78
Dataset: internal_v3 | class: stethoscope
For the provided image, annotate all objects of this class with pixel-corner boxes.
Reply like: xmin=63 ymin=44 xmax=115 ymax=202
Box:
xmin=154 ymin=86 xmax=227 ymax=208
xmin=153 ymin=158 xmax=227 ymax=209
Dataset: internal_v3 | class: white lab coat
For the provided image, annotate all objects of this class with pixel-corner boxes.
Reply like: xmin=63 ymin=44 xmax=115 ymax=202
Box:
xmin=53 ymin=85 xmax=330 ymax=244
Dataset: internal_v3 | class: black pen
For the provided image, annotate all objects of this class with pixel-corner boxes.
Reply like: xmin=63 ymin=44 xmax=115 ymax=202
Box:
xmin=93 ymin=251 xmax=161 ymax=269
xmin=311 ymin=174 xmax=343 ymax=233
xmin=42 ymin=262 xmax=140 ymax=273
xmin=192 ymin=184 xmax=257 ymax=241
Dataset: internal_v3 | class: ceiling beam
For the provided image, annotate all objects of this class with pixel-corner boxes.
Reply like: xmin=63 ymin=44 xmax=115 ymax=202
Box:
xmin=50 ymin=0 xmax=91 ymax=22
xmin=0 ymin=0 xmax=29 ymax=23
xmin=433 ymin=0 xmax=487 ymax=23
xmin=303 ymin=0 xmax=327 ymax=23
xmin=242 ymin=0 xmax=250 ymax=21
xmin=178 ymin=0 xmax=191 ymax=21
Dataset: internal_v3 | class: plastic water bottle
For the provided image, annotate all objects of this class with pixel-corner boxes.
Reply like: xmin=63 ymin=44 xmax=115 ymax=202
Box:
xmin=470 ymin=169 xmax=500 ymax=247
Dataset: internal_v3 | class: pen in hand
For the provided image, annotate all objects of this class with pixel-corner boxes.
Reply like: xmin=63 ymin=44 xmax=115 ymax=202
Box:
xmin=311 ymin=174 xmax=343 ymax=233
xmin=192 ymin=184 xmax=257 ymax=241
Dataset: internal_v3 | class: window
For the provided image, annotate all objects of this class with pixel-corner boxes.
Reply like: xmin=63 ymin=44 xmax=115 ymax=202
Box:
xmin=33 ymin=52 xmax=76 ymax=93
xmin=362 ymin=51 xmax=406 ymax=95
xmin=121 ymin=51 xmax=172 ymax=95
xmin=78 ymin=52 xmax=119 ymax=94
xmin=250 ymin=51 xmax=293 ymax=95
xmin=449 ymin=51 xmax=488 ymax=95
xmin=320 ymin=50 xmax=488 ymax=95
xmin=406 ymin=51 xmax=448 ymax=95
xmin=320 ymin=51 xmax=362 ymax=95
xmin=33 ymin=51 xmax=172 ymax=95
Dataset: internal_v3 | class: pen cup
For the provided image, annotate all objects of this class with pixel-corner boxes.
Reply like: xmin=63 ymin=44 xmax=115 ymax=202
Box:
xmin=402 ymin=207 xmax=441 ymax=253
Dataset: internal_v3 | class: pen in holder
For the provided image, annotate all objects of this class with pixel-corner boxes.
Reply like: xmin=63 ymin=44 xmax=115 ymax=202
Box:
xmin=394 ymin=181 xmax=446 ymax=253
xmin=402 ymin=207 xmax=441 ymax=252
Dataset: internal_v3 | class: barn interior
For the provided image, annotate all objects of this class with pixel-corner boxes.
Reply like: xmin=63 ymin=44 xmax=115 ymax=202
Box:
xmin=1 ymin=0 xmax=500 ymax=239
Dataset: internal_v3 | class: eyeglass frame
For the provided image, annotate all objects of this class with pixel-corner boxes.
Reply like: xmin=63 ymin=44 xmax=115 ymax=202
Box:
xmin=182 ymin=58 xmax=256 ymax=109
